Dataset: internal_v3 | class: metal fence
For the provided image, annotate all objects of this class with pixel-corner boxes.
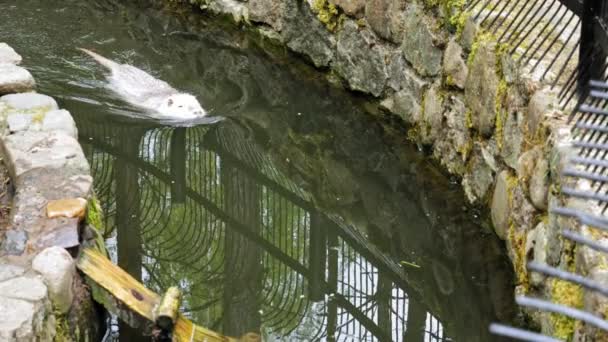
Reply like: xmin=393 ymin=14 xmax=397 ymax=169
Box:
xmin=467 ymin=0 xmax=608 ymax=109
xmin=468 ymin=0 xmax=608 ymax=340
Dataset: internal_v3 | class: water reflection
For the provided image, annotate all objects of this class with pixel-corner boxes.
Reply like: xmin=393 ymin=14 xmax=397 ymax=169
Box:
xmin=80 ymin=116 xmax=454 ymax=341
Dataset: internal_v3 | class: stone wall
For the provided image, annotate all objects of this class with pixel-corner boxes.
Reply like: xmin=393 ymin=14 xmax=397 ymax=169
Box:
xmin=0 ymin=43 xmax=104 ymax=341
xmin=161 ymin=0 xmax=597 ymax=339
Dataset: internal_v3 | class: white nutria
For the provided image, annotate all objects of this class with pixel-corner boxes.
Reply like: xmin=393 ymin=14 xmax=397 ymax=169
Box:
xmin=79 ymin=48 xmax=206 ymax=119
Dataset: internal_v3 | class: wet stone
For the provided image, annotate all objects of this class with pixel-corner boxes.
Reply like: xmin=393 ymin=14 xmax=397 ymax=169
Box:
xmin=465 ymin=40 xmax=499 ymax=137
xmin=16 ymin=168 xmax=92 ymax=201
xmin=32 ymin=247 xmax=75 ymax=314
xmin=491 ymin=170 xmax=511 ymax=240
xmin=443 ymin=39 xmax=468 ymax=89
xmin=0 ymin=290 xmax=54 ymax=341
xmin=44 ymin=110 xmax=78 ymax=138
xmin=0 ymin=297 xmax=36 ymax=337
xmin=33 ymin=218 xmax=80 ymax=250
xmin=0 ymin=264 xmax=26 ymax=282
xmin=462 ymin=144 xmax=495 ymax=204
xmin=0 ymin=43 xmax=22 ymax=65
xmin=1 ymin=230 xmax=27 ymax=255
xmin=2 ymin=131 xmax=89 ymax=179
xmin=330 ymin=0 xmax=365 ymax=15
xmin=401 ymin=3 xmax=442 ymax=77
xmin=281 ymin=1 xmax=335 ymax=68
xmin=335 ymin=20 xmax=388 ymax=97
xmin=7 ymin=113 xmax=34 ymax=133
xmin=0 ymin=276 xmax=47 ymax=302
xmin=0 ymin=92 xmax=57 ymax=112
xmin=0 ymin=64 xmax=35 ymax=95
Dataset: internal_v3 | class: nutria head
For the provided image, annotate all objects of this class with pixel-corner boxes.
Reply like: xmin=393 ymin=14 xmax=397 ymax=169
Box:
xmin=158 ymin=93 xmax=206 ymax=118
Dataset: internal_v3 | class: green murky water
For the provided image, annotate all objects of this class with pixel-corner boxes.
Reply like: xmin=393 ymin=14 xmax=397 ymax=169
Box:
xmin=1 ymin=1 xmax=517 ymax=340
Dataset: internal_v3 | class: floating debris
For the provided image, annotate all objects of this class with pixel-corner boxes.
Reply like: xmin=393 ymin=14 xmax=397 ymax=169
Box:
xmin=400 ymin=260 xmax=421 ymax=269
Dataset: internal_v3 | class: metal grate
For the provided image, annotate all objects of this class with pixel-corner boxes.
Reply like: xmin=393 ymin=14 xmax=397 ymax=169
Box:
xmin=489 ymin=81 xmax=608 ymax=340
xmin=466 ymin=0 xmax=608 ymax=339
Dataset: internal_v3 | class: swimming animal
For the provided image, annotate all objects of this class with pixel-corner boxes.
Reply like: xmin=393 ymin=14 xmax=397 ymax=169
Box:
xmin=79 ymin=48 xmax=206 ymax=119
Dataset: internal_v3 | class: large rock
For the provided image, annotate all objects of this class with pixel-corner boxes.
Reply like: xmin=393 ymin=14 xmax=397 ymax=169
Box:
xmin=434 ymin=95 xmax=468 ymax=175
xmin=462 ymin=143 xmax=495 ymax=203
xmin=0 ymin=43 xmax=22 ymax=65
xmin=335 ymin=21 xmax=388 ymax=96
xmin=1 ymin=131 xmax=89 ymax=179
xmin=529 ymin=156 xmax=549 ymax=210
xmin=364 ymin=0 xmax=407 ymax=42
xmin=281 ymin=1 xmax=335 ymax=68
xmin=1 ymin=92 xmax=58 ymax=112
xmin=491 ymin=170 xmax=512 ymax=240
xmin=465 ymin=40 xmax=499 ymax=136
xmin=380 ymin=88 xmax=421 ymax=124
xmin=526 ymin=89 xmax=554 ymax=138
xmin=460 ymin=16 xmax=478 ymax=51
xmin=500 ymin=87 xmax=526 ymax=169
xmin=365 ymin=0 xmax=391 ymax=39
xmin=330 ymin=0 xmax=365 ymax=15
xmin=0 ymin=65 xmax=35 ymax=95
xmin=387 ymin=52 xmax=427 ymax=93
xmin=32 ymin=247 xmax=75 ymax=314
xmin=526 ymin=221 xmax=546 ymax=286
xmin=0 ymin=276 xmax=54 ymax=342
xmin=445 ymin=95 xmax=469 ymax=158
xmin=401 ymin=3 xmax=442 ymax=77
xmin=421 ymin=84 xmax=444 ymax=143
xmin=248 ymin=0 xmax=285 ymax=30
xmin=0 ymin=264 xmax=25 ymax=282
xmin=443 ymin=39 xmax=468 ymax=89
xmin=8 ymin=109 xmax=78 ymax=139
xmin=0 ymin=276 xmax=47 ymax=302
xmin=1 ymin=230 xmax=27 ymax=256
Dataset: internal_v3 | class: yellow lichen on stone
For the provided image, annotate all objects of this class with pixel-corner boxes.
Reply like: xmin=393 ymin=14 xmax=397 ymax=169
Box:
xmin=550 ymin=279 xmax=583 ymax=340
xmin=508 ymin=222 xmax=529 ymax=290
xmin=465 ymin=109 xmax=473 ymax=129
xmin=495 ymin=79 xmax=508 ymax=150
xmin=312 ymin=0 xmax=341 ymax=32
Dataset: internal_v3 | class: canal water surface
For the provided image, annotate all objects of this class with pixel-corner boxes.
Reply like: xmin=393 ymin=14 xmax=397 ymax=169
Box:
xmin=1 ymin=1 xmax=517 ymax=341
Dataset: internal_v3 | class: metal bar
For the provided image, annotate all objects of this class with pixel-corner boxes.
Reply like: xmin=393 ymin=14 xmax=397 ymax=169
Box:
xmin=505 ymin=0 xmax=549 ymax=46
xmin=562 ymin=229 xmax=608 ymax=254
xmin=559 ymin=0 xmax=584 ymax=15
xmin=511 ymin=1 xmax=560 ymax=55
xmin=528 ymin=262 xmax=608 ymax=296
xmin=563 ymin=168 xmax=608 ymax=183
xmin=489 ymin=324 xmax=561 ymax=342
xmin=486 ymin=0 xmax=513 ymax=31
xmin=541 ymin=20 xmax=581 ymax=80
xmin=516 ymin=296 xmax=608 ymax=331
xmin=552 ymin=206 xmax=608 ymax=230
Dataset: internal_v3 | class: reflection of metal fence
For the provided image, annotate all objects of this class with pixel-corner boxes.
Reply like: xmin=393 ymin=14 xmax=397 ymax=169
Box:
xmin=76 ymin=116 xmax=449 ymax=341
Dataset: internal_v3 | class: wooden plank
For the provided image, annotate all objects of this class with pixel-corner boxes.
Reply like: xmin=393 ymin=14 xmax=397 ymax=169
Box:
xmin=76 ymin=248 xmax=237 ymax=342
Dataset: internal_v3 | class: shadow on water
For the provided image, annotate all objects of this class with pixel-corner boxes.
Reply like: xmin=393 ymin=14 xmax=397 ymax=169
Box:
xmin=0 ymin=0 xmax=518 ymax=340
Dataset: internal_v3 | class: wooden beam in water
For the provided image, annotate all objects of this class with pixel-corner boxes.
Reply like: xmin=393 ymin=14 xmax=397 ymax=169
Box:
xmin=76 ymin=248 xmax=239 ymax=342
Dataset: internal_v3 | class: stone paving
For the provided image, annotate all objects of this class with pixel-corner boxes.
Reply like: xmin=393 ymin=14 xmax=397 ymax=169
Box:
xmin=0 ymin=43 xmax=96 ymax=341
